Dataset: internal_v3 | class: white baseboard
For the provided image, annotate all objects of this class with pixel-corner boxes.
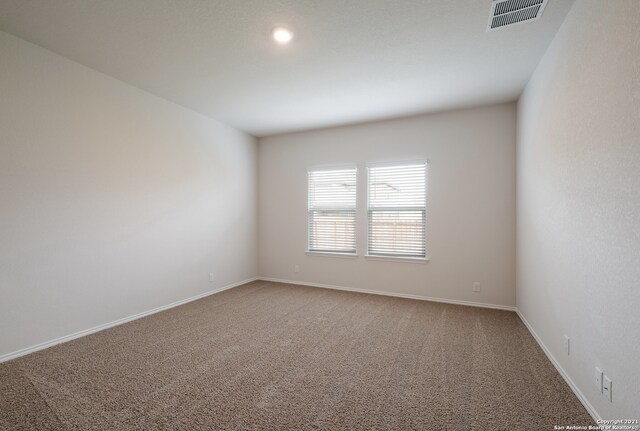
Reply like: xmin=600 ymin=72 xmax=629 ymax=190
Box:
xmin=515 ymin=309 xmax=601 ymax=423
xmin=0 ymin=275 xmax=602 ymax=424
xmin=258 ymin=277 xmax=516 ymax=311
xmin=0 ymin=277 xmax=259 ymax=363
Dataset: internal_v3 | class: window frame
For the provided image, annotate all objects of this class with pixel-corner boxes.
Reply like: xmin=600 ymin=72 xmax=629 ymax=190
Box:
xmin=307 ymin=166 xmax=358 ymax=256
xmin=366 ymin=161 xmax=428 ymax=262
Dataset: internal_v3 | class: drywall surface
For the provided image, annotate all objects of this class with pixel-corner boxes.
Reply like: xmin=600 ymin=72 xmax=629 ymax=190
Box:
xmin=259 ymin=103 xmax=516 ymax=307
xmin=517 ymin=0 xmax=640 ymax=419
xmin=0 ymin=31 xmax=258 ymax=357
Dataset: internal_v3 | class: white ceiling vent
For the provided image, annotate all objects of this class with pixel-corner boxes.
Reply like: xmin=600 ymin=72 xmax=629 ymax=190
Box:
xmin=487 ymin=0 xmax=549 ymax=31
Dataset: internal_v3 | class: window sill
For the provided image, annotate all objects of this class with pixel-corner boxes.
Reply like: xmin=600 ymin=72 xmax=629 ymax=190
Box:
xmin=306 ymin=251 xmax=358 ymax=259
xmin=365 ymin=255 xmax=429 ymax=264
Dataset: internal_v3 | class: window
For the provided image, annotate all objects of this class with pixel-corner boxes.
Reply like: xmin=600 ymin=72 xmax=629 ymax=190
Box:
xmin=367 ymin=162 xmax=427 ymax=259
xmin=308 ymin=168 xmax=357 ymax=254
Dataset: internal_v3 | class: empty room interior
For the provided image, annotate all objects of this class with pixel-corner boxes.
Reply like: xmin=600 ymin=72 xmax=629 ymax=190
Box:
xmin=1 ymin=0 xmax=638 ymax=429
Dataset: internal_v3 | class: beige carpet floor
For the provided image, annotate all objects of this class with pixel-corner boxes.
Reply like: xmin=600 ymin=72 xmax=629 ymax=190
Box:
xmin=1 ymin=280 xmax=593 ymax=430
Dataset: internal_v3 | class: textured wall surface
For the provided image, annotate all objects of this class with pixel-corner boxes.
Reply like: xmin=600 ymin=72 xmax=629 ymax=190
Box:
xmin=517 ymin=0 xmax=640 ymax=419
xmin=259 ymin=103 xmax=516 ymax=308
xmin=0 ymin=31 xmax=258 ymax=357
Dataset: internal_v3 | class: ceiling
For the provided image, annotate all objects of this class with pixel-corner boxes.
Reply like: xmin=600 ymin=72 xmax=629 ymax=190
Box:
xmin=0 ymin=0 xmax=575 ymax=136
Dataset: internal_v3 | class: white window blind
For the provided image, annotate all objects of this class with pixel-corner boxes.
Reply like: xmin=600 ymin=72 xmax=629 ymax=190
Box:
xmin=367 ymin=162 xmax=427 ymax=258
xmin=308 ymin=168 xmax=357 ymax=254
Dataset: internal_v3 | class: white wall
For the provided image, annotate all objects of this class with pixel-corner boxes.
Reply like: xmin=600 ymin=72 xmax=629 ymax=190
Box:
xmin=0 ymin=31 xmax=258 ymax=358
xmin=259 ymin=103 xmax=516 ymax=308
xmin=517 ymin=0 xmax=640 ymax=420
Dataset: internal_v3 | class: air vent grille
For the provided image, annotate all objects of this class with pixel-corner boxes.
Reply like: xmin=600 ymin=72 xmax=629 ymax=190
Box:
xmin=495 ymin=0 xmax=544 ymax=16
xmin=487 ymin=0 xmax=549 ymax=31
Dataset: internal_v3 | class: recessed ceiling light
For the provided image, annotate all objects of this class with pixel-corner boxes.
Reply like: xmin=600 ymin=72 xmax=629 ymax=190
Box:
xmin=272 ymin=27 xmax=293 ymax=44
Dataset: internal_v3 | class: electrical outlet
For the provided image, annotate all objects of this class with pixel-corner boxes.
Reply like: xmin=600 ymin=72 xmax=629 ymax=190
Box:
xmin=294 ymin=265 xmax=300 ymax=273
xmin=208 ymin=272 xmax=214 ymax=282
xmin=595 ymin=367 xmax=603 ymax=393
xmin=472 ymin=282 xmax=481 ymax=293
xmin=603 ymin=375 xmax=612 ymax=402
xmin=563 ymin=335 xmax=570 ymax=356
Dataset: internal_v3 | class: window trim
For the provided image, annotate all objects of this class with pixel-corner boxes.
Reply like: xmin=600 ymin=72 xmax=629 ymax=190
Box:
xmin=366 ymin=160 xmax=428 ymax=260
xmin=364 ymin=254 xmax=428 ymax=263
xmin=307 ymin=166 xmax=358 ymax=255
xmin=306 ymin=251 xmax=359 ymax=259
